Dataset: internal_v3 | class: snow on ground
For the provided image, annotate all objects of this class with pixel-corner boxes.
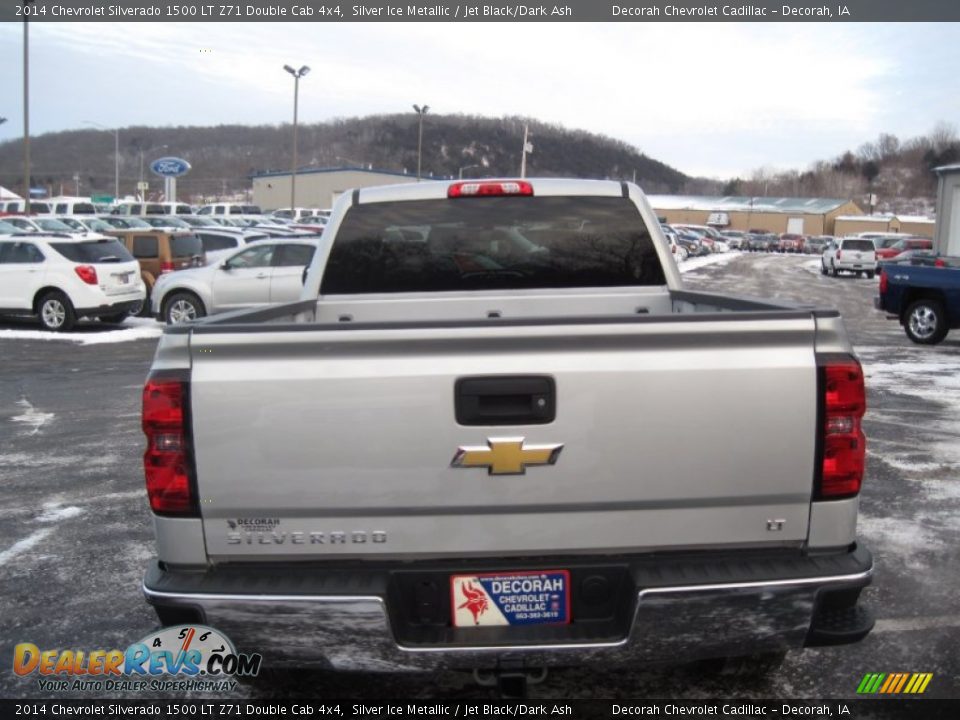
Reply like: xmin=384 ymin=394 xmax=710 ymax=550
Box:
xmin=0 ymin=317 xmax=162 ymax=345
xmin=677 ymin=251 xmax=739 ymax=274
xmin=858 ymin=344 xmax=960 ymax=526
xmin=11 ymin=399 xmax=55 ymax=435
xmin=0 ymin=529 xmax=53 ymax=566
xmin=857 ymin=513 xmax=945 ymax=571
xmin=37 ymin=503 xmax=84 ymax=523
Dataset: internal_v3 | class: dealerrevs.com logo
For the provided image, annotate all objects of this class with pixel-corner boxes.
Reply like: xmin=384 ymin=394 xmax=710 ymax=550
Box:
xmin=14 ymin=625 xmax=262 ymax=692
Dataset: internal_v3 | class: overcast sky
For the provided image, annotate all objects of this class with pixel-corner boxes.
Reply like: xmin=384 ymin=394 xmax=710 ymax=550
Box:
xmin=0 ymin=21 xmax=958 ymax=179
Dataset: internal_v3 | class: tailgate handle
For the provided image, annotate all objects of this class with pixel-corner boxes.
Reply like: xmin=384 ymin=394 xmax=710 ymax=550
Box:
xmin=455 ymin=376 xmax=555 ymax=426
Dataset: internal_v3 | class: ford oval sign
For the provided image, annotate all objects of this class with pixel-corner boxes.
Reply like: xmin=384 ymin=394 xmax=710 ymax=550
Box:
xmin=150 ymin=157 xmax=192 ymax=178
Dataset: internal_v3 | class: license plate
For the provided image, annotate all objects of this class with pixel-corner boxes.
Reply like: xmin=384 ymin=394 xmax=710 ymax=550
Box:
xmin=450 ymin=570 xmax=570 ymax=627
xmin=115 ymin=274 xmax=130 ymax=284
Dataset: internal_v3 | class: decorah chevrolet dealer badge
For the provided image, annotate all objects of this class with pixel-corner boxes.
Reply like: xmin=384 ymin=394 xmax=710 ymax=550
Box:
xmin=451 ymin=571 xmax=571 ymax=627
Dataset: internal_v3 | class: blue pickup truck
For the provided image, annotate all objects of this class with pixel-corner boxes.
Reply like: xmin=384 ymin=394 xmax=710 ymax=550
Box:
xmin=876 ymin=259 xmax=960 ymax=344
xmin=876 ymin=163 xmax=960 ymax=344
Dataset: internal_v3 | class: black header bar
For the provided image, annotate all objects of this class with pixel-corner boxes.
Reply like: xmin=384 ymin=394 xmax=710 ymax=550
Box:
xmin=1 ymin=699 xmax=958 ymax=719
xmin=3 ymin=0 xmax=960 ymax=23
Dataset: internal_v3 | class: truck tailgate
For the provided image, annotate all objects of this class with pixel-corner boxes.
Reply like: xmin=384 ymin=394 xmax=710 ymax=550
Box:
xmin=190 ymin=316 xmax=819 ymax=559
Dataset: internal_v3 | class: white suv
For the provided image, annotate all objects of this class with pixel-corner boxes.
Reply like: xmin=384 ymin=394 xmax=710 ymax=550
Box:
xmin=0 ymin=235 xmax=146 ymax=331
xmin=821 ymin=238 xmax=877 ymax=278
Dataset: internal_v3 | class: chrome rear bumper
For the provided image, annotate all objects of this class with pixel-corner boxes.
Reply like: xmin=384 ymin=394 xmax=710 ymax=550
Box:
xmin=144 ymin=547 xmax=873 ymax=672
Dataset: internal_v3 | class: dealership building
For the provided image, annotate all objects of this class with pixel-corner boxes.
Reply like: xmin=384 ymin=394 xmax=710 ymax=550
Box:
xmin=649 ymin=195 xmax=863 ymax=236
xmin=251 ymin=166 xmax=445 ymax=211
xmin=832 ymin=214 xmax=936 ymax=238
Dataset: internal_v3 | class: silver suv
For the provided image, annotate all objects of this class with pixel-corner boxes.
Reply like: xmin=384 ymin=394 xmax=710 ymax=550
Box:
xmin=821 ymin=238 xmax=877 ymax=278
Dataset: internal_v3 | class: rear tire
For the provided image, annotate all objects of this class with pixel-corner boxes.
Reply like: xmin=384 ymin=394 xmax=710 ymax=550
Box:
xmin=163 ymin=291 xmax=206 ymax=325
xmin=137 ymin=288 xmax=152 ymax=317
xmin=866 ymin=271 xmax=875 ymax=280
xmin=820 ymin=261 xmax=828 ymax=276
xmin=904 ymin=299 xmax=948 ymax=345
xmin=38 ymin=291 xmax=76 ymax=332
xmin=831 ymin=263 xmax=838 ymax=277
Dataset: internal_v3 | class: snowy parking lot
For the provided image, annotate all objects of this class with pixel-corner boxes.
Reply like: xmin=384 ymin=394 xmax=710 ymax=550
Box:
xmin=0 ymin=252 xmax=957 ymax=700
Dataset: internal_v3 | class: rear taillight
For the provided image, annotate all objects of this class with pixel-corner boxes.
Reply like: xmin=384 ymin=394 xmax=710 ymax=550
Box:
xmin=74 ymin=265 xmax=98 ymax=285
xmin=142 ymin=376 xmax=196 ymax=515
xmin=160 ymin=261 xmax=176 ymax=274
xmin=816 ymin=355 xmax=866 ymax=499
xmin=934 ymin=258 xmax=945 ymax=268
xmin=448 ymin=181 xmax=533 ymax=198
xmin=878 ymin=270 xmax=888 ymax=294
xmin=837 ymin=250 xmax=842 ymax=260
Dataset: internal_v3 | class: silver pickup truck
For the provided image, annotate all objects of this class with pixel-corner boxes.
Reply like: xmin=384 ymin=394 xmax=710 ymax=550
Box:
xmin=141 ymin=179 xmax=873 ymax=684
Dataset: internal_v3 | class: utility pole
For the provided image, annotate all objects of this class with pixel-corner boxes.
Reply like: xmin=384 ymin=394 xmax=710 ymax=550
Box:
xmin=413 ymin=104 xmax=429 ymax=181
xmin=520 ymin=124 xmax=533 ymax=178
xmin=23 ymin=0 xmax=34 ymax=213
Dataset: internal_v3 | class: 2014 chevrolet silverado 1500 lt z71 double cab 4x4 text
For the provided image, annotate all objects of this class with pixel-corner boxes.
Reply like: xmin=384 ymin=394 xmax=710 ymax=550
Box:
xmin=141 ymin=179 xmax=873 ymax=684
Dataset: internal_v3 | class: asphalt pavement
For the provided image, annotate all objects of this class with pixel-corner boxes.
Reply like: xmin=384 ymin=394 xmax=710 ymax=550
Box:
xmin=0 ymin=253 xmax=957 ymax=701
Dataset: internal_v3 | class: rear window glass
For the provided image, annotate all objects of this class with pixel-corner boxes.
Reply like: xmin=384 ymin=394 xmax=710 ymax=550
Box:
xmin=72 ymin=203 xmax=96 ymax=214
xmin=50 ymin=239 xmax=134 ymax=263
xmin=170 ymin=235 xmax=203 ymax=257
xmin=242 ymin=205 xmax=262 ymax=215
xmin=321 ymin=196 xmax=665 ymax=295
xmin=842 ymin=239 xmax=876 ymax=252
xmin=199 ymin=234 xmax=238 ymax=252
xmin=132 ymin=236 xmax=159 ymax=258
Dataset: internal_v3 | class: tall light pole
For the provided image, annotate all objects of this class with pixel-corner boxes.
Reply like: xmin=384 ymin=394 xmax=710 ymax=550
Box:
xmin=412 ymin=104 xmax=429 ymax=181
xmin=458 ymin=164 xmax=481 ymax=179
xmin=283 ymin=64 xmax=310 ymax=210
xmin=83 ymin=120 xmax=119 ymax=199
xmin=23 ymin=0 xmax=34 ymax=213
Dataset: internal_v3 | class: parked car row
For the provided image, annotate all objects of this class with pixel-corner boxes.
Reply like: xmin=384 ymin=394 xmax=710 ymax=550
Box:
xmin=0 ymin=210 xmax=326 ymax=330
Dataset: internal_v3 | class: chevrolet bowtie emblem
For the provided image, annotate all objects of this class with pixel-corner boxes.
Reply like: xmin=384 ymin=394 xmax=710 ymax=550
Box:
xmin=451 ymin=437 xmax=563 ymax=475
